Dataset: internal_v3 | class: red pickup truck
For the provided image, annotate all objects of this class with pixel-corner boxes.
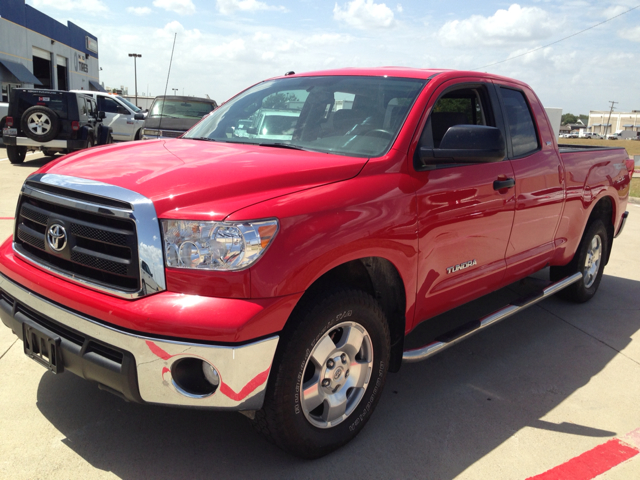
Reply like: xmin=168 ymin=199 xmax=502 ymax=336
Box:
xmin=0 ymin=68 xmax=632 ymax=458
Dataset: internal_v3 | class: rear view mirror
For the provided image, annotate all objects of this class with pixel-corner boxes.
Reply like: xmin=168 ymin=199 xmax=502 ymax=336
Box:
xmin=418 ymin=125 xmax=506 ymax=166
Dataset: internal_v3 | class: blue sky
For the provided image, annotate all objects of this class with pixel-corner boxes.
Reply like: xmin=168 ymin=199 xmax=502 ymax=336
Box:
xmin=26 ymin=0 xmax=640 ymax=115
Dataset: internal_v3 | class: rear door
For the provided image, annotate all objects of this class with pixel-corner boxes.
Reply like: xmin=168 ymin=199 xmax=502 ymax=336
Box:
xmin=493 ymin=82 xmax=565 ymax=278
xmin=412 ymin=78 xmax=516 ymax=324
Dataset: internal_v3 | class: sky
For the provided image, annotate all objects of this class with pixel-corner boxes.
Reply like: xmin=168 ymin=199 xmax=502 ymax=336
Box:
xmin=25 ymin=0 xmax=640 ymax=115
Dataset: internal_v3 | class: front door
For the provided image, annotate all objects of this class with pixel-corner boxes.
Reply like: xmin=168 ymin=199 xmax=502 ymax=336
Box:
xmin=412 ymin=79 xmax=516 ymax=326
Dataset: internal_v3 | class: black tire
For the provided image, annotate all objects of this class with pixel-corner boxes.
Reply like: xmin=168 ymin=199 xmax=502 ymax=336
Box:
xmin=251 ymin=289 xmax=390 ymax=459
xmin=106 ymin=133 xmax=113 ymax=144
xmin=87 ymin=134 xmax=95 ymax=148
xmin=20 ymin=106 xmax=60 ymax=142
xmin=7 ymin=146 xmax=27 ymax=164
xmin=134 ymin=129 xmax=142 ymax=140
xmin=551 ymin=219 xmax=609 ymax=303
xmin=41 ymin=149 xmax=58 ymax=157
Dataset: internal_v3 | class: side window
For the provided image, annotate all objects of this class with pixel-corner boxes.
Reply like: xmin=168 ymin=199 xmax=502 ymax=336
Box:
xmin=101 ymin=97 xmax=119 ymax=114
xmin=500 ymin=88 xmax=539 ymax=157
xmin=421 ymin=86 xmax=494 ymax=148
xmin=80 ymin=98 xmax=88 ymax=116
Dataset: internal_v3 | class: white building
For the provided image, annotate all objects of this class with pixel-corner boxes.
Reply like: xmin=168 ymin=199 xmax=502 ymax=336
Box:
xmin=587 ymin=110 xmax=640 ymax=136
xmin=0 ymin=0 xmax=103 ymax=102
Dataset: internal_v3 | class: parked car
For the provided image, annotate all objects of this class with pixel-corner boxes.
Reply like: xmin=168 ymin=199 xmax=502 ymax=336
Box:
xmin=584 ymin=133 xmax=602 ymax=139
xmin=0 ymin=100 xmax=8 ymax=146
xmin=0 ymin=68 xmax=633 ymax=459
xmin=71 ymin=91 xmax=145 ymax=141
xmin=2 ymin=89 xmax=112 ymax=164
xmin=137 ymin=95 xmax=217 ymax=139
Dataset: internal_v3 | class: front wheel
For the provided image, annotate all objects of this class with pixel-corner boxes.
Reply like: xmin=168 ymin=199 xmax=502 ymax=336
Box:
xmin=252 ymin=289 xmax=390 ymax=458
xmin=7 ymin=146 xmax=27 ymax=164
xmin=551 ymin=219 xmax=609 ymax=303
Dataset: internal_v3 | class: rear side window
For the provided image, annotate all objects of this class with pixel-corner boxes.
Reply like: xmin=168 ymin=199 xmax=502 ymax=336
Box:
xmin=500 ymin=88 xmax=539 ymax=157
xmin=17 ymin=93 xmax=68 ymax=117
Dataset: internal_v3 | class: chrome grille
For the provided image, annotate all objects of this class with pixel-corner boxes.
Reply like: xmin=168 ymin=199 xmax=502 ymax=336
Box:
xmin=15 ymin=184 xmax=139 ymax=292
xmin=160 ymin=130 xmax=182 ymax=138
xmin=13 ymin=174 xmax=166 ymax=299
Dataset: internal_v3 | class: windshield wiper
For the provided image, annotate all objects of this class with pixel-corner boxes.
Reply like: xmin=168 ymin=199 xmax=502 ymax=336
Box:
xmin=190 ymin=137 xmax=217 ymax=142
xmin=257 ymin=143 xmax=307 ymax=151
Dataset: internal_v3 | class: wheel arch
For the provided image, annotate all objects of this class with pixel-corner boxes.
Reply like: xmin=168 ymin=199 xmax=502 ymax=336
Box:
xmin=586 ymin=195 xmax=615 ymax=265
xmin=286 ymin=257 xmax=407 ymax=373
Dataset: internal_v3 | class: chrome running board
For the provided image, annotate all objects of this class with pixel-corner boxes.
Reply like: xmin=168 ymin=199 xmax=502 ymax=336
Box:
xmin=402 ymin=272 xmax=583 ymax=363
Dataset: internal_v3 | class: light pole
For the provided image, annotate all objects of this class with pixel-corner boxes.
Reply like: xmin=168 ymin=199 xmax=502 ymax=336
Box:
xmin=172 ymin=88 xmax=178 ymax=95
xmin=128 ymin=53 xmax=142 ymax=107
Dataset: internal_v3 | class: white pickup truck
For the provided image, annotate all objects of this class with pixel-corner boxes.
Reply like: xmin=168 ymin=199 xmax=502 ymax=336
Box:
xmin=71 ymin=91 xmax=145 ymax=142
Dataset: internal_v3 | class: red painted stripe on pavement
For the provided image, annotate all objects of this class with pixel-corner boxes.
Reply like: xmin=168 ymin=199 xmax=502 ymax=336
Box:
xmin=527 ymin=439 xmax=639 ymax=480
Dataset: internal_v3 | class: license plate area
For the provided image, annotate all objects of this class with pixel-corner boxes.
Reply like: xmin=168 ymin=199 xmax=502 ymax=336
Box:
xmin=3 ymin=128 xmax=17 ymax=136
xmin=23 ymin=321 xmax=64 ymax=374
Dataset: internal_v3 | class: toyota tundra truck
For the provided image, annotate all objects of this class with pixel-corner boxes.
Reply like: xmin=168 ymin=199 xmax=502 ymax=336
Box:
xmin=0 ymin=68 xmax=633 ymax=458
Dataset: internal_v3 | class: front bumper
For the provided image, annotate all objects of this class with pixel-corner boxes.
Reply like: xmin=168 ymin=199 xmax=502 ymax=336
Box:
xmin=0 ymin=272 xmax=279 ymax=410
xmin=3 ymin=135 xmax=87 ymax=150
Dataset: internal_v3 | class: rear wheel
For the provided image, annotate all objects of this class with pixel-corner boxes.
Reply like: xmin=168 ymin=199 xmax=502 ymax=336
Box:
xmin=251 ymin=289 xmax=390 ymax=458
xmin=7 ymin=146 xmax=27 ymax=164
xmin=551 ymin=219 xmax=609 ymax=303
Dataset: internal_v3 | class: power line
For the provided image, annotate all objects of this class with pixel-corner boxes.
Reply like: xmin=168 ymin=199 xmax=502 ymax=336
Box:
xmin=473 ymin=4 xmax=640 ymax=71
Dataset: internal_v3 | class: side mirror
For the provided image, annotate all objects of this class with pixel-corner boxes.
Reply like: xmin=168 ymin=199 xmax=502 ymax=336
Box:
xmin=246 ymin=127 xmax=257 ymax=135
xmin=418 ymin=125 xmax=506 ymax=166
xmin=98 ymin=111 xmax=106 ymax=119
xmin=134 ymin=112 xmax=145 ymax=120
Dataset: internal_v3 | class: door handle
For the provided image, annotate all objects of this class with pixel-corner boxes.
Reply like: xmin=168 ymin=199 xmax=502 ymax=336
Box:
xmin=493 ymin=178 xmax=515 ymax=190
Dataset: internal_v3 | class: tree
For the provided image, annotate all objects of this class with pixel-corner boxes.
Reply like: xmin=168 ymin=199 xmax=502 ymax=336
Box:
xmin=262 ymin=92 xmax=299 ymax=110
xmin=561 ymin=113 xmax=589 ymax=125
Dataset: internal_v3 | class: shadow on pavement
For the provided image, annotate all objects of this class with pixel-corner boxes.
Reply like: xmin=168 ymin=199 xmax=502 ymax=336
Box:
xmin=13 ymin=156 xmax=56 ymax=168
xmin=34 ymin=273 xmax=640 ymax=479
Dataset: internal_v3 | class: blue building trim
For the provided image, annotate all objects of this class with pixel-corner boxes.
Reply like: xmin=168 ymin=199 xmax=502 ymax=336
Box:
xmin=0 ymin=0 xmax=98 ymax=59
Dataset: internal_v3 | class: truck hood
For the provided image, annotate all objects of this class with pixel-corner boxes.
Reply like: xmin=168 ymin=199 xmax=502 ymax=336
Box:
xmin=36 ymin=139 xmax=368 ymax=220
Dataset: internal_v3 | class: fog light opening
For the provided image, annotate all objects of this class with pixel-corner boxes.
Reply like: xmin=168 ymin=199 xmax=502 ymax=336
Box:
xmin=171 ymin=358 xmax=220 ymax=399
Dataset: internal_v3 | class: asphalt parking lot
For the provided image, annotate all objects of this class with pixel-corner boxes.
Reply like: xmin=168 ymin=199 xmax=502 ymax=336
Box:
xmin=1 ymin=150 xmax=640 ymax=479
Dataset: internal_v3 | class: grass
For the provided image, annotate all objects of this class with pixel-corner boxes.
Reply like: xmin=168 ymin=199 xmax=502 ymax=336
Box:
xmin=559 ymin=138 xmax=640 ymax=157
xmin=631 ymin=177 xmax=640 ymax=199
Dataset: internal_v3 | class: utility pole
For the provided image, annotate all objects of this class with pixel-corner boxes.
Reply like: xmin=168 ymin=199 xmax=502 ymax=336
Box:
xmin=605 ymin=101 xmax=618 ymax=137
xmin=128 ymin=53 xmax=142 ymax=107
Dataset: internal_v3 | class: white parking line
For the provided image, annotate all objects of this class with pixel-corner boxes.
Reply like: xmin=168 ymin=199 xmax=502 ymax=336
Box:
xmin=0 ymin=152 xmax=41 ymax=162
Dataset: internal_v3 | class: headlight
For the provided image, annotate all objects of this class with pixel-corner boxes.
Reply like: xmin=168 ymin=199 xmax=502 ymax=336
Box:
xmin=143 ymin=129 xmax=159 ymax=136
xmin=161 ymin=219 xmax=278 ymax=271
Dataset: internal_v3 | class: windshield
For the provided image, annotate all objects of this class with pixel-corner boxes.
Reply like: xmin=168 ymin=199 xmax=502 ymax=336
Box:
xmin=116 ymin=95 xmax=141 ymax=112
xmin=150 ymin=98 xmax=216 ymax=119
xmin=184 ymin=76 xmax=427 ymax=157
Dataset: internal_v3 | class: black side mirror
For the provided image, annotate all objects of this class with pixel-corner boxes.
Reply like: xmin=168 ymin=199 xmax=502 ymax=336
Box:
xmin=134 ymin=112 xmax=145 ymax=120
xmin=418 ymin=125 xmax=506 ymax=166
xmin=98 ymin=111 xmax=106 ymax=119
xmin=246 ymin=127 xmax=257 ymax=135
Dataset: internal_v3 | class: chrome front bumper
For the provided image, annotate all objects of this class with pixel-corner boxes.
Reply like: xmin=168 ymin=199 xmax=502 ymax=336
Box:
xmin=0 ymin=272 xmax=278 ymax=410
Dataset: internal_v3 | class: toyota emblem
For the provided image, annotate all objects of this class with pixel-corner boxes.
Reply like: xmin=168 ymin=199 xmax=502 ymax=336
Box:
xmin=47 ymin=224 xmax=67 ymax=252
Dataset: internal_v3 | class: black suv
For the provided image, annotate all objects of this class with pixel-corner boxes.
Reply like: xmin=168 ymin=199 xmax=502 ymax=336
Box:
xmin=2 ymin=89 xmax=113 ymax=164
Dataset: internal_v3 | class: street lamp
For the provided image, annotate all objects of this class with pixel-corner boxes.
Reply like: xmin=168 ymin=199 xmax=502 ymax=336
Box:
xmin=128 ymin=53 xmax=142 ymax=107
xmin=172 ymin=88 xmax=178 ymax=95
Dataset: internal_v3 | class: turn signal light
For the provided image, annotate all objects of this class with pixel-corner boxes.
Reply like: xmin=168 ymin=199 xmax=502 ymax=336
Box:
xmin=71 ymin=121 xmax=79 ymax=131
xmin=5 ymin=117 xmax=13 ymax=127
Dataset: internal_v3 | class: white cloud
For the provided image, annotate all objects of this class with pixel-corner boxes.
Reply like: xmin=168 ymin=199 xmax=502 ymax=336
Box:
xmin=620 ymin=26 xmax=640 ymax=42
xmin=438 ymin=4 xmax=559 ymax=47
xmin=126 ymin=6 xmax=152 ymax=15
xmin=152 ymin=0 xmax=196 ymax=15
xmin=602 ymin=5 xmax=628 ymax=18
xmin=30 ymin=0 xmax=108 ymax=14
xmin=215 ymin=0 xmax=286 ymax=15
xmin=396 ymin=4 xmax=403 ymax=13
xmin=333 ymin=0 xmax=395 ymax=29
